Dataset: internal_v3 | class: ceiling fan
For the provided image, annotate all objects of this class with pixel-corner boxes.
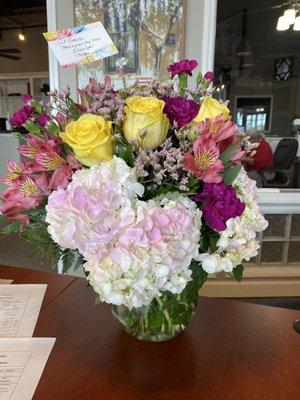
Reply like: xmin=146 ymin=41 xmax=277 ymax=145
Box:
xmin=0 ymin=48 xmax=21 ymax=60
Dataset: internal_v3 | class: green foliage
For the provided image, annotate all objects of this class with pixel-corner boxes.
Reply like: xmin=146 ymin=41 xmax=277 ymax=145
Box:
xmin=66 ymin=98 xmax=81 ymax=120
xmin=111 ymin=261 xmax=208 ymax=340
xmin=61 ymin=250 xmax=75 ymax=273
xmin=24 ymin=120 xmax=41 ymax=135
xmin=21 ymin=217 xmax=61 ymax=265
xmin=227 ymin=264 xmax=244 ymax=282
xmin=199 ymin=224 xmax=220 ymax=253
xmin=31 ymin=100 xmax=43 ymax=114
xmin=178 ymin=73 xmax=188 ymax=95
xmin=116 ymin=143 xmax=134 ymax=167
xmin=219 ymin=139 xmax=242 ymax=166
xmin=61 ymin=250 xmax=84 ymax=273
xmin=47 ymin=122 xmax=60 ymax=135
xmin=2 ymin=220 xmax=21 ymax=235
xmin=196 ymin=70 xmax=203 ymax=87
xmin=223 ymin=165 xmax=242 ymax=185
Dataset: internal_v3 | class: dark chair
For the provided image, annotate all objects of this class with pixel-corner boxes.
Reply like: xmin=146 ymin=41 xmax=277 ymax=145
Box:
xmin=260 ymin=138 xmax=298 ymax=188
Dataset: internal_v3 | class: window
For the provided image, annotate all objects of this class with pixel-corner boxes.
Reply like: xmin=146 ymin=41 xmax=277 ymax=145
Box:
xmin=214 ymin=0 xmax=300 ymax=137
xmin=236 ymin=96 xmax=272 ymax=131
xmin=104 ymin=16 xmax=139 ymax=74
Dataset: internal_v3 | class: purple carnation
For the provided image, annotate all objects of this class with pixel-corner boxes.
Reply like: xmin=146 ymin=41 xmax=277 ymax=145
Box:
xmin=10 ymin=106 xmax=34 ymax=128
xmin=37 ymin=113 xmax=51 ymax=127
xmin=22 ymin=94 xmax=33 ymax=105
xmin=167 ymin=59 xmax=198 ymax=78
xmin=194 ymin=181 xmax=245 ymax=231
xmin=163 ymin=96 xmax=200 ymax=128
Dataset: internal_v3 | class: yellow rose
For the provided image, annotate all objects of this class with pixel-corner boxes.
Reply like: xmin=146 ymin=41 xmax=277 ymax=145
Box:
xmin=123 ymin=96 xmax=169 ymax=149
xmin=193 ymin=97 xmax=231 ymax=123
xmin=60 ymin=114 xmax=113 ymax=167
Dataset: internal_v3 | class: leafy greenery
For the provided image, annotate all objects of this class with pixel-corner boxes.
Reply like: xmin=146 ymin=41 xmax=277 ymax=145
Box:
xmin=199 ymin=224 xmax=220 ymax=253
xmin=111 ymin=261 xmax=207 ymax=340
xmin=223 ymin=165 xmax=242 ymax=185
xmin=21 ymin=218 xmax=61 ymax=264
xmin=24 ymin=121 xmax=41 ymax=135
xmin=219 ymin=139 xmax=243 ymax=166
xmin=2 ymin=220 xmax=21 ymax=235
xmin=227 ymin=264 xmax=244 ymax=282
xmin=116 ymin=143 xmax=134 ymax=167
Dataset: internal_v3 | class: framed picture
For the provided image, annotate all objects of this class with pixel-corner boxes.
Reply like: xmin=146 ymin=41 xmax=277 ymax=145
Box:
xmin=75 ymin=0 xmax=186 ymax=87
xmin=274 ymin=56 xmax=293 ymax=82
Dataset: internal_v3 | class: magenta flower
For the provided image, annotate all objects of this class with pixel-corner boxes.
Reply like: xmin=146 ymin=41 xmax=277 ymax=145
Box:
xmin=184 ymin=134 xmax=224 ymax=183
xmin=163 ymin=96 xmax=200 ymax=128
xmin=167 ymin=59 xmax=198 ymax=78
xmin=10 ymin=106 xmax=34 ymax=128
xmin=23 ymin=95 xmax=33 ymax=105
xmin=37 ymin=114 xmax=51 ymax=127
xmin=193 ymin=182 xmax=245 ymax=231
xmin=203 ymin=71 xmax=215 ymax=82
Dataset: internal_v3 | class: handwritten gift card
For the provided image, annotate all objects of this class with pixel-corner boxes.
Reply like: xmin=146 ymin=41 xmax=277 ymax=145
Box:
xmin=44 ymin=21 xmax=118 ymax=68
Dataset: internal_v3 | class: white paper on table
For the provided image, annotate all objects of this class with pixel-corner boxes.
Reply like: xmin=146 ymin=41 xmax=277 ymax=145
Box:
xmin=0 ymin=337 xmax=56 ymax=400
xmin=0 ymin=285 xmax=46 ymax=338
xmin=0 ymin=280 xmax=13 ymax=285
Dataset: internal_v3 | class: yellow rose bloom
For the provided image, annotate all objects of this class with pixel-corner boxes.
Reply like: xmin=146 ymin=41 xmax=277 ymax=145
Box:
xmin=123 ymin=96 xmax=169 ymax=149
xmin=60 ymin=114 xmax=113 ymax=167
xmin=193 ymin=97 xmax=231 ymax=123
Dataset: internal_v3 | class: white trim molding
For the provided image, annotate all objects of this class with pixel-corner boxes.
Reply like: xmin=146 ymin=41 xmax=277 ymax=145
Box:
xmin=185 ymin=0 xmax=217 ymax=86
xmin=258 ymin=190 xmax=300 ymax=214
xmin=46 ymin=0 xmax=78 ymax=99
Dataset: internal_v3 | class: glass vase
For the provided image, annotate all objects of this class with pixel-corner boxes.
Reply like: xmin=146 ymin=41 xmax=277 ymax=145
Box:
xmin=111 ymin=285 xmax=199 ymax=342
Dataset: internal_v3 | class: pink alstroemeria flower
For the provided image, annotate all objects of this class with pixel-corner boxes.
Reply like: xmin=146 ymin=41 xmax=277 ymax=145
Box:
xmin=184 ymin=135 xmax=224 ymax=183
xmin=0 ymin=160 xmax=40 ymax=186
xmin=19 ymin=134 xmax=61 ymax=160
xmin=197 ymin=115 xmax=245 ymax=162
xmin=0 ymin=173 xmax=49 ymax=223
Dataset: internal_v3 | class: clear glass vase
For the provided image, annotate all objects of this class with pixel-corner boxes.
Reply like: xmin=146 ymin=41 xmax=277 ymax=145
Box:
xmin=111 ymin=287 xmax=199 ymax=342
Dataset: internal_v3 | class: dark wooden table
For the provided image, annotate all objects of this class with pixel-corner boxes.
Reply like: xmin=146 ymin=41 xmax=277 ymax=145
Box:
xmin=1 ymin=265 xmax=300 ymax=400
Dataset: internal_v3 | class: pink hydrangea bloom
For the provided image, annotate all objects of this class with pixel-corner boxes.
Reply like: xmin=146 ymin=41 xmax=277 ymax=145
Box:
xmin=46 ymin=157 xmax=202 ymax=308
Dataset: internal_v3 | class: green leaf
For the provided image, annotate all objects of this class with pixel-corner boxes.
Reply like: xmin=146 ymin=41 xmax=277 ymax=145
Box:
xmin=47 ymin=122 xmax=60 ymax=135
xmin=228 ymin=264 xmax=244 ymax=282
xmin=61 ymin=250 xmax=75 ymax=273
xmin=24 ymin=120 xmax=41 ymax=135
xmin=94 ymin=295 xmax=102 ymax=305
xmin=219 ymin=140 xmax=242 ymax=165
xmin=74 ymin=253 xmax=84 ymax=271
xmin=223 ymin=165 xmax=242 ymax=185
xmin=12 ymin=132 xmax=24 ymax=140
xmin=31 ymin=100 xmax=43 ymax=114
xmin=196 ymin=71 xmax=203 ymax=87
xmin=2 ymin=220 xmax=21 ymax=235
xmin=118 ymin=144 xmax=134 ymax=167
xmin=178 ymin=73 xmax=188 ymax=94
xmin=21 ymin=219 xmax=61 ymax=264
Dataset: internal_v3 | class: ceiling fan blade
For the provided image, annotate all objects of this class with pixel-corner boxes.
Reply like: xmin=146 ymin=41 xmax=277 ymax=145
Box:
xmin=0 ymin=48 xmax=21 ymax=54
xmin=0 ymin=54 xmax=21 ymax=60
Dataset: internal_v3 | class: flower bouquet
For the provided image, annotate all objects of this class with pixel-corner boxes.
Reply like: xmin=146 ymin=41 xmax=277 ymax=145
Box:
xmin=0 ymin=60 xmax=268 ymax=341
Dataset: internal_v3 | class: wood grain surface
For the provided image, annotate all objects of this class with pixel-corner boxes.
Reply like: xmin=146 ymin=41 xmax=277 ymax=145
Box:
xmin=31 ymin=277 xmax=300 ymax=400
xmin=0 ymin=264 xmax=76 ymax=309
